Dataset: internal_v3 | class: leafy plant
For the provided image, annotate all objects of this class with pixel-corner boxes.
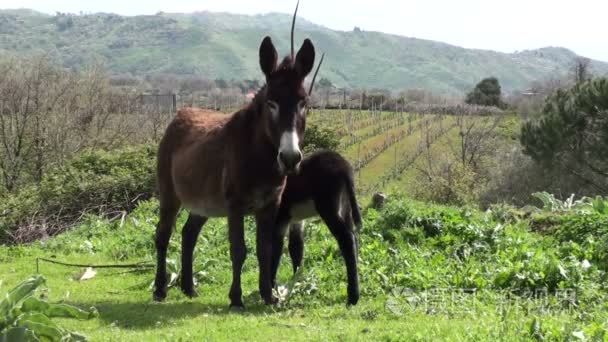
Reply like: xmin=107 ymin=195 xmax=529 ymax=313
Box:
xmin=0 ymin=275 xmax=98 ymax=341
xmin=532 ymin=192 xmax=608 ymax=214
xmin=532 ymin=192 xmax=578 ymax=212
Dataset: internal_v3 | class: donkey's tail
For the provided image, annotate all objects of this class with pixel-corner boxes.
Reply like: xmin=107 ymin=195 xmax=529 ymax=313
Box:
xmin=346 ymin=176 xmax=362 ymax=232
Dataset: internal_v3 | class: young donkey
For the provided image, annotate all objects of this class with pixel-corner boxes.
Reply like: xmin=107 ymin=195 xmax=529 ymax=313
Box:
xmin=154 ymin=35 xmax=316 ymax=306
xmin=272 ymin=150 xmax=362 ymax=305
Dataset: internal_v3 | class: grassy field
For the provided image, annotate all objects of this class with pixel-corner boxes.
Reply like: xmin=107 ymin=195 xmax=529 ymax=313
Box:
xmin=2 ymin=196 xmax=607 ymax=341
xmin=1 ymin=110 xmax=604 ymax=341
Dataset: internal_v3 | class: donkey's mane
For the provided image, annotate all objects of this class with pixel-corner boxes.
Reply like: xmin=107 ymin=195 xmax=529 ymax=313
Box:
xmin=248 ymin=84 xmax=268 ymax=113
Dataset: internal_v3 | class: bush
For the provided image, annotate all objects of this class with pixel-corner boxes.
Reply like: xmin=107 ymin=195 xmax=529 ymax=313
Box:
xmin=359 ymin=194 xmax=601 ymax=292
xmin=373 ymin=196 xmax=499 ymax=249
xmin=553 ymin=213 xmax=608 ymax=271
xmin=0 ymin=145 xmax=156 ymax=243
xmin=526 ymin=195 xmax=608 ymax=273
xmin=0 ymin=122 xmax=340 ymax=244
xmin=465 ymin=77 xmax=506 ymax=108
xmin=301 ymin=123 xmax=340 ymax=154
xmin=411 ymin=161 xmax=480 ymax=206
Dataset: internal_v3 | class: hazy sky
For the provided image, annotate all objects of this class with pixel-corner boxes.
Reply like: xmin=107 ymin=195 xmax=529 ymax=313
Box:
xmin=4 ymin=0 xmax=608 ymax=61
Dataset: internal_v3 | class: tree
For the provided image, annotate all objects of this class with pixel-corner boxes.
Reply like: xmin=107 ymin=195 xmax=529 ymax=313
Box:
xmin=318 ymin=78 xmax=333 ymax=89
xmin=314 ymin=78 xmax=334 ymax=108
xmin=571 ymin=57 xmax=591 ymax=84
xmin=214 ymin=78 xmax=228 ymax=89
xmin=54 ymin=13 xmax=74 ymax=31
xmin=465 ymin=77 xmax=504 ymax=108
xmin=520 ymin=77 xmax=608 ymax=192
xmin=0 ymin=58 xmax=146 ymax=193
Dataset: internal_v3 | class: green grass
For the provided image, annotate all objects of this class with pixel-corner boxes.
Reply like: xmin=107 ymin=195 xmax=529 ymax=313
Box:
xmin=2 ymin=197 xmax=607 ymax=341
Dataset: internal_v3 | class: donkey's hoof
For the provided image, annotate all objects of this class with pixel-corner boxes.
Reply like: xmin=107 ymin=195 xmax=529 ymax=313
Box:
xmin=229 ymin=301 xmax=245 ymax=311
xmin=347 ymin=294 xmax=360 ymax=306
xmin=181 ymin=287 xmax=199 ymax=298
xmin=263 ymin=294 xmax=279 ymax=305
xmin=153 ymin=291 xmax=167 ymax=302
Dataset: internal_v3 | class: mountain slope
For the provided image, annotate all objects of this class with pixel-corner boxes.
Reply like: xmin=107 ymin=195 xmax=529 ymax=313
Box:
xmin=1 ymin=9 xmax=607 ymax=94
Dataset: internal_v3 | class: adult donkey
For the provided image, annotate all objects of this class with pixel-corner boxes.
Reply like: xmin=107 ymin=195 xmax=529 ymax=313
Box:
xmin=153 ymin=28 xmax=316 ymax=307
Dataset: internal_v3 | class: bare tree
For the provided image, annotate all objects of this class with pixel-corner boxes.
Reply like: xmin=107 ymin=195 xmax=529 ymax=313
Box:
xmin=412 ymin=114 xmax=503 ymax=204
xmin=571 ymin=57 xmax=591 ymax=84
xmin=0 ymin=57 xmax=149 ymax=192
xmin=452 ymin=114 xmax=502 ymax=171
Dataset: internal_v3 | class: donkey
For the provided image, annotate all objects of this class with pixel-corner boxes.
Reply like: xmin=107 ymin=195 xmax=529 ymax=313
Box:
xmin=271 ymin=150 xmax=362 ymax=305
xmin=153 ymin=34 xmax=316 ymax=306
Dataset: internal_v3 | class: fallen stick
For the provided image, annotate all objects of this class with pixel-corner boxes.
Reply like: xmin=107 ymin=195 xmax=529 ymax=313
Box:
xmin=36 ymin=257 xmax=154 ymax=273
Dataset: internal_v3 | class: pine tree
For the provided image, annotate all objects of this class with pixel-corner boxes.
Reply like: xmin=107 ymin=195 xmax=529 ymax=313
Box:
xmin=520 ymin=78 xmax=608 ymax=191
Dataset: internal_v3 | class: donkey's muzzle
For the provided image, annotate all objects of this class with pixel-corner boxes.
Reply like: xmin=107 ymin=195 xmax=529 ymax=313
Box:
xmin=278 ymin=150 xmax=302 ymax=174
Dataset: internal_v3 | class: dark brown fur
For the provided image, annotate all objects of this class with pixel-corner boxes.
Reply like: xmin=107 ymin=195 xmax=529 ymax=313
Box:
xmin=273 ymin=150 xmax=361 ymax=305
xmin=153 ymin=37 xmax=315 ymax=307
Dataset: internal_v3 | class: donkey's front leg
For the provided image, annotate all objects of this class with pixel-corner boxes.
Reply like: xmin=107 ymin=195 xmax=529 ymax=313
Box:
xmin=255 ymin=206 xmax=280 ymax=305
xmin=270 ymin=219 xmax=290 ymax=288
xmin=227 ymin=210 xmax=247 ymax=308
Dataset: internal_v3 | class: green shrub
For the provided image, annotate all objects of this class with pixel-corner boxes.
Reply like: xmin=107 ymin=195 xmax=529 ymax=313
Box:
xmin=554 ymin=213 xmax=608 ymax=244
xmin=358 ymin=194 xmax=602 ymax=293
xmin=552 ymin=213 xmax=608 ymax=271
xmin=411 ymin=162 xmax=481 ymax=206
xmin=0 ymin=145 xmax=156 ymax=243
xmin=465 ymin=77 xmax=506 ymax=108
xmin=301 ymin=123 xmax=340 ymax=154
xmin=375 ymin=199 xmax=415 ymax=230
xmin=372 ymin=196 xmax=503 ymax=250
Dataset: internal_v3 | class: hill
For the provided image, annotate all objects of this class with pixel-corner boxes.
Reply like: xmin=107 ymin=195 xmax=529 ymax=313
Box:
xmin=1 ymin=9 xmax=607 ymax=94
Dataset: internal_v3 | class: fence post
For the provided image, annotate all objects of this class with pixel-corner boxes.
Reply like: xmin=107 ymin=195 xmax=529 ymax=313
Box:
xmin=394 ymin=138 xmax=398 ymax=176
xmin=357 ymin=140 xmax=362 ymax=185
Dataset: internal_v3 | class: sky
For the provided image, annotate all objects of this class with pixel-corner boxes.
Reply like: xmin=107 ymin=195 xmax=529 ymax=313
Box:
xmin=3 ymin=0 xmax=608 ymax=61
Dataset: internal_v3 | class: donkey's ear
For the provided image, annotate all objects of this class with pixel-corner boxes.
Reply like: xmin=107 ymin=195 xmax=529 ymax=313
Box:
xmin=259 ymin=36 xmax=278 ymax=77
xmin=294 ymin=38 xmax=315 ymax=78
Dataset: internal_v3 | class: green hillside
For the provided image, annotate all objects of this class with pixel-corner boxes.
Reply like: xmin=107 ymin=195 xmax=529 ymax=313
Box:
xmin=1 ymin=9 xmax=607 ymax=94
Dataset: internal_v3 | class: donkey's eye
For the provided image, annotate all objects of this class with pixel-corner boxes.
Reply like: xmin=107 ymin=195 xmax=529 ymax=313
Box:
xmin=267 ymin=100 xmax=279 ymax=120
xmin=267 ymin=100 xmax=278 ymax=110
xmin=297 ymin=100 xmax=307 ymax=114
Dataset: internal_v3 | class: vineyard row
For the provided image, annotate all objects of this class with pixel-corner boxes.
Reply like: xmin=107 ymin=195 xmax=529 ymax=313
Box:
xmin=361 ymin=121 xmax=458 ymax=194
xmin=352 ymin=115 xmax=447 ymax=172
